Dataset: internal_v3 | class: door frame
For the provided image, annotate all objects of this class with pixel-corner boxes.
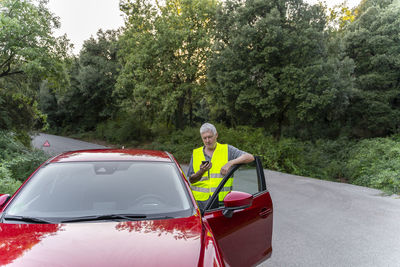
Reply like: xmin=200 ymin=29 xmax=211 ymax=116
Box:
xmin=201 ymin=156 xmax=266 ymax=214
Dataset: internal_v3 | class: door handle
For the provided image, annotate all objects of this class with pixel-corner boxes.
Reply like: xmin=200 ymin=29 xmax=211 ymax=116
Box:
xmin=259 ymin=208 xmax=272 ymax=218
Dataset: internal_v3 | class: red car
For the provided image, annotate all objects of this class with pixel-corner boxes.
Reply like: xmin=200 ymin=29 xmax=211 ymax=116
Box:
xmin=0 ymin=149 xmax=273 ymax=266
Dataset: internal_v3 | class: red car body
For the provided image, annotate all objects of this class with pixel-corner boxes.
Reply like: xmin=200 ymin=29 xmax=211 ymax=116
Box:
xmin=0 ymin=149 xmax=273 ymax=266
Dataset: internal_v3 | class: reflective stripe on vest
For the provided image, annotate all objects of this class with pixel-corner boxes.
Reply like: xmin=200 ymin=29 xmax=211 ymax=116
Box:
xmin=191 ymin=143 xmax=233 ymax=201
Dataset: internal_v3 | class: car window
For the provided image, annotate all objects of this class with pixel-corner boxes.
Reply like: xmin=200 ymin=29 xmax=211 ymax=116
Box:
xmin=206 ymin=159 xmax=266 ymax=210
xmin=231 ymin=160 xmax=261 ymax=195
xmin=5 ymin=162 xmax=192 ymax=220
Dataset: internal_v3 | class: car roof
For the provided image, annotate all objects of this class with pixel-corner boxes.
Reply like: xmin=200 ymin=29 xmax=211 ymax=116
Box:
xmin=48 ymin=149 xmax=173 ymax=163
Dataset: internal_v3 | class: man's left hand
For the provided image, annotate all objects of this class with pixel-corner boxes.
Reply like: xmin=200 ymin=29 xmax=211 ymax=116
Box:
xmin=220 ymin=162 xmax=233 ymax=176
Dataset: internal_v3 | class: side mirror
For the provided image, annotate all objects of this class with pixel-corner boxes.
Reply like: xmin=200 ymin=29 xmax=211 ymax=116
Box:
xmin=0 ymin=194 xmax=10 ymax=209
xmin=222 ymin=191 xmax=253 ymax=218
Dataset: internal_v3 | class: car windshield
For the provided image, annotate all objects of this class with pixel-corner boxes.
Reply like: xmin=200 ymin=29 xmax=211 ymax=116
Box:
xmin=5 ymin=161 xmax=192 ymax=221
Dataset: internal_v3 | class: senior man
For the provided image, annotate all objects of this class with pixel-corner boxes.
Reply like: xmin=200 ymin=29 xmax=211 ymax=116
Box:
xmin=187 ymin=123 xmax=254 ymax=209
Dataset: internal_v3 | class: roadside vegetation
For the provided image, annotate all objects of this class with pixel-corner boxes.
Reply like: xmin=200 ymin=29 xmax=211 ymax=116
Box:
xmin=0 ymin=131 xmax=48 ymax=195
xmin=1 ymin=0 xmax=400 ymax=195
xmin=144 ymin=127 xmax=400 ymax=195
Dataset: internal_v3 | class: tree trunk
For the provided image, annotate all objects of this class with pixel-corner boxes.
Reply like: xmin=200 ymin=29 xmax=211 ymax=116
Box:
xmin=175 ymin=96 xmax=185 ymax=130
xmin=188 ymin=89 xmax=193 ymax=127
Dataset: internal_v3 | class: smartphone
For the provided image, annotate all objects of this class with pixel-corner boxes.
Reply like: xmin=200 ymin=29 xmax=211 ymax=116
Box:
xmin=202 ymin=160 xmax=209 ymax=164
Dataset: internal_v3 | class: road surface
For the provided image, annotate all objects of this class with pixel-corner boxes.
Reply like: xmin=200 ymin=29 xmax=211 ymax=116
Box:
xmin=31 ymin=133 xmax=107 ymax=155
xmin=32 ymin=133 xmax=400 ymax=267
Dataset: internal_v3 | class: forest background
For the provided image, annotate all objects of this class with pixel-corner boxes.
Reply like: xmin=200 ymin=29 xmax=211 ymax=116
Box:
xmin=1 ymin=0 xmax=400 ymax=195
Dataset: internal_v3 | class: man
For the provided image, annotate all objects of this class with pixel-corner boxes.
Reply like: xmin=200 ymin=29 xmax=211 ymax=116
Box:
xmin=187 ymin=123 xmax=254 ymax=209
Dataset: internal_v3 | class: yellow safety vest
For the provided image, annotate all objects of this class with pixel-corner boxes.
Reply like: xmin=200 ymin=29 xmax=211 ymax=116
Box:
xmin=191 ymin=143 xmax=233 ymax=202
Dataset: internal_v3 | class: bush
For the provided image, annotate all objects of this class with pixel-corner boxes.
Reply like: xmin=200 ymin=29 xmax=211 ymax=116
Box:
xmin=5 ymin=150 xmax=48 ymax=182
xmin=300 ymin=138 xmax=356 ymax=181
xmin=0 ymin=166 xmax=22 ymax=195
xmin=48 ymin=124 xmax=400 ymax=195
xmin=0 ymin=130 xmax=49 ymax=194
xmin=95 ymin=112 xmax=152 ymax=145
xmin=146 ymin=125 xmax=305 ymax=174
xmin=216 ymin=125 xmax=305 ymax=174
xmin=0 ymin=131 xmax=27 ymax=161
xmin=145 ymin=125 xmax=400 ymax=195
xmin=346 ymin=138 xmax=400 ymax=194
xmin=144 ymin=127 xmax=201 ymax=163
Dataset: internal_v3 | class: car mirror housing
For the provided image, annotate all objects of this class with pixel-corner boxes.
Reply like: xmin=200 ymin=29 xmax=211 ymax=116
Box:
xmin=222 ymin=191 xmax=253 ymax=218
xmin=0 ymin=194 xmax=10 ymax=209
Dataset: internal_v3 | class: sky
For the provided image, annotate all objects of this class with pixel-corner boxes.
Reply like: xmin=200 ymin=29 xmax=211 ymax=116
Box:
xmin=47 ymin=0 xmax=125 ymax=54
xmin=47 ymin=0 xmax=361 ymax=55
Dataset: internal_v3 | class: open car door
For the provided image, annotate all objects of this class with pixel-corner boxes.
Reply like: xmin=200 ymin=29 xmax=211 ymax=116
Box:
xmin=202 ymin=157 xmax=273 ymax=267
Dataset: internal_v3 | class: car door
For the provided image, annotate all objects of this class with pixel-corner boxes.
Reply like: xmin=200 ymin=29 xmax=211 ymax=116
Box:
xmin=202 ymin=157 xmax=273 ymax=267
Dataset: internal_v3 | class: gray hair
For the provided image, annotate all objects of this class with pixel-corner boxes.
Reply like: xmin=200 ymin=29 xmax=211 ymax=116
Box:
xmin=200 ymin=123 xmax=217 ymax=135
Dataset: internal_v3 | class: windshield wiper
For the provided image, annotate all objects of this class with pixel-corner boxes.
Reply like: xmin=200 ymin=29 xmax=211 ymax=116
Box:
xmin=146 ymin=215 xmax=174 ymax=220
xmin=3 ymin=215 xmax=56 ymax=224
xmin=60 ymin=214 xmax=148 ymax=223
xmin=2 ymin=214 xmax=172 ymax=224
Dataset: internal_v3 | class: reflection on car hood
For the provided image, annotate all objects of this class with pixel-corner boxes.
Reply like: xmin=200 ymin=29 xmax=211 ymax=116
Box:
xmin=0 ymin=215 xmax=202 ymax=267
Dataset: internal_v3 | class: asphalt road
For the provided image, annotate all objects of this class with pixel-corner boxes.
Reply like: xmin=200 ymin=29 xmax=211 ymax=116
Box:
xmin=31 ymin=133 xmax=107 ymax=155
xmin=32 ymin=133 xmax=400 ymax=267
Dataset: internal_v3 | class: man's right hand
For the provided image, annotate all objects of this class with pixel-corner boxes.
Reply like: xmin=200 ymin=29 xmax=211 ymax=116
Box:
xmin=190 ymin=161 xmax=212 ymax=183
xmin=200 ymin=161 xmax=212 ymax=172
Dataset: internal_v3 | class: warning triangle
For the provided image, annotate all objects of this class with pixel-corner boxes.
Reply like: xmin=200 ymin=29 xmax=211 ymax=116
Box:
xmin=43 ymin=140 xmax=50 ymax=147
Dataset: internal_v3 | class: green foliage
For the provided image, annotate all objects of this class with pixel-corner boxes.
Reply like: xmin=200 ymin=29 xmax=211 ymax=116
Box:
xmin=0 ymin=0 xmax=70 ymax=82
xmin=326 ymin=2 xmax=356 ymax=31
xmin=0 ymin=131 xmax=48 ymax=194
xmin=208 ymin=0 xmax=354 ymax=138
xmin=144 ymin=127 xmax=201 ymax=163
xmin=0 ymin=165 xmax=22 ymax=195
xmin=0 ymin=131 xmax=27 ymax=160
xmin=346 ymin=138 xmax=400 ymax=194
xmin=147 ymin=125 xmax=305 ymax=174
xmin=2 ymin=0 xmax=398 ymax=197
xmin=295 ymin=136 xmax=400 ymax=195
xmin=300 ymin=138 xmax=356 ymax=181
xmin=117 ymin=0 xmax=217 ymax=129
xmin=355 ymin=0 xmax=393 ymax=16
xmin=39 ymin=30 xmax=120 ymax=132
xmin=216 ymin=125 xmax=305 ymax=174
xmin=76 ymin=30 xmax=121 ymax=125
xmin=0 ymin=89 xmax=47 ymax=131
xmin=258 ymin=137 xmax=304 ymax=175
xmin=4 ymin=150 xmax=48 ymax=182
xmin=146 ymin=126 xmax=400 ymax=195
xmin=344 ymin=1 xmax=400 ymax=137
xmin=94 ymin=112 xmax=153 ymax=145
xmin=0 ymin=0 xmax=70 ymax=132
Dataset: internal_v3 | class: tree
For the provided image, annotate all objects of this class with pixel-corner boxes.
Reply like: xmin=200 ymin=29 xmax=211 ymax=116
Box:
xmin=75 ymin=29 xmax=120 ymax=129
xmin=344 ymin=0 xmax=400 ymax=137
xmin=0 ymin=0 xmax=70 ymax=131
xmin=208 ymin=0 xmax=354 ymax=139
xmin=39 ymin=30 xmax=121 ymax=131
xmin=354 ymin=0 xmax=392 ymax=15
xmin=0 ymin=89 xmax=46 ymax=131
xmin=116 ymin=0 xmax=217 ymax=129
xmin=326 ymin=2 xmax=357 ymax=31
xmin=0 ymin=0 xmax=70 ymax=84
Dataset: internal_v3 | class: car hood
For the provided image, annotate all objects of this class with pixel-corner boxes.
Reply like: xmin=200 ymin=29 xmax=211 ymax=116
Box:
xmin=0 ymin=215 xmax=203 ymax=267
